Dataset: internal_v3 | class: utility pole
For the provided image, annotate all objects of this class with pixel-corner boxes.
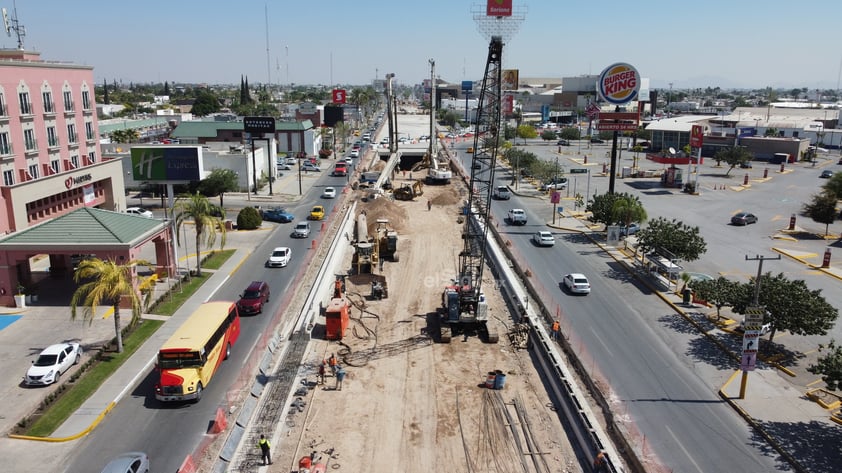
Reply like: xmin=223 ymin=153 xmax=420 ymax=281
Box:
xmin=738 ymin=254 xmax=781 ymax=398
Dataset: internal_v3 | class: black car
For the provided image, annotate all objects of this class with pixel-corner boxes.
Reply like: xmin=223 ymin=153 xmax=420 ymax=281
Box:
xmin=590 ymin=137 xmax=605 ymax=144
xmin=820 ymin=170 xmax=833 ymax=178
xmin=557 ymin=139 xmax=570 ymax=146
xmin=740 ymin=161 xmax=753 ymax=169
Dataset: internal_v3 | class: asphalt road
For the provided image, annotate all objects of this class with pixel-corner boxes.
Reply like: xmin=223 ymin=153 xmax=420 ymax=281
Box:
xmin=454 ymin=140 xmax=785 ymax=471
xmin=63 ymin=171 xmax=350 ymax=473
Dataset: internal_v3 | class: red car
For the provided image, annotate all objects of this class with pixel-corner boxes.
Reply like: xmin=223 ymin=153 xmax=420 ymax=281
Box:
xmin=236 ymin=281 xmax=270 ymax=315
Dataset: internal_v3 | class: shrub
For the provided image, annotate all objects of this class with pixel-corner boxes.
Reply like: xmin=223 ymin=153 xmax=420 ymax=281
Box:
xmin=237 ymin=206 xmax=263 ymax=230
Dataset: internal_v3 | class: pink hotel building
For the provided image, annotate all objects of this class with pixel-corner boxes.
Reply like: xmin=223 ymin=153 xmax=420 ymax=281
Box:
xmin=0 ymin=49 xmax=174 ymax=307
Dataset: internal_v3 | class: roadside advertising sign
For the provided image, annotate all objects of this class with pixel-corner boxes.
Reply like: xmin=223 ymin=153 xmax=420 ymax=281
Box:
xmin=597 ymin=62 xmax=641 ymax=105
xmin=487 ymin=0 xmax=512 ymax=17
xmin=332 ymin=89 xmax=347 ymax=104
xmin=690 ymin=125 xmax=704 ymax=147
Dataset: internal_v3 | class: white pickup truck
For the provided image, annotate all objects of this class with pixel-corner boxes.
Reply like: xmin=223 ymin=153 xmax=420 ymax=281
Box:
xmin=507 ymin=208 xmax=527 ymax=226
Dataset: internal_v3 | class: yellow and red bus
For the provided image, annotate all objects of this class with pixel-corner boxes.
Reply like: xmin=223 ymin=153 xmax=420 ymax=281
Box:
xmin=154 ymin=301 xmax=241 ymax=402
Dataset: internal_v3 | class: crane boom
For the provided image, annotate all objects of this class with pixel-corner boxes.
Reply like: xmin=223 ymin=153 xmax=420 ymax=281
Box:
xmin=441 ymin=35 xmax=503 ymax=343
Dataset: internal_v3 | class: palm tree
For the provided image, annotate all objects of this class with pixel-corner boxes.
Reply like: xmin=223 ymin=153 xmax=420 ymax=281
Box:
xmin=71 ymin=258 xmax=151 ymax=353
xmin=611 ymin=195 xmax=647 ymax=234
xmin=174 ymin=192 xmax=226 ymax=277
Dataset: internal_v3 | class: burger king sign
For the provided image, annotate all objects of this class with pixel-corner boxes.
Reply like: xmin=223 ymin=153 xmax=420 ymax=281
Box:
xmin=597 ymin=62 xmax=640 ymax=106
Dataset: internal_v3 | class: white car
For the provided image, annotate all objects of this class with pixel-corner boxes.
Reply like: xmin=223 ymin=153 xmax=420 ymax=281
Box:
xmin=125 ymin=207 xmax=153 ymax=218
xmin=25 ymin=342 xmax=83 ymax=386
xmin=562 ymin=273 xmax=591 ymax=295
xmin=533 ymin=231 xmax=555 ymax=247
xmin=267 ymin=247 xmax=291 ymax=268
xmin=350 ymin=149 xmax=360 ymax=158
xmin=344 ymin=157 xmax=354 ymax=165
xmin=322 ymin=187 xmax=337 ymax=198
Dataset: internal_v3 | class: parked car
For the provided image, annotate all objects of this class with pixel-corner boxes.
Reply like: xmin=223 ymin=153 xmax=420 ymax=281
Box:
xmin=302 ymin=163 xmax=321 ymax=172
xmin=261 ymin=207 xmax=294 ymax=223
xmin=125 ymin=207 xmax=153 ymax=218
xmin=236 ymin=281 xmax=270 ymax=315
xmin=739 ymin=161 xmax=753 ymax=169
xmin=557 ymin=139 xmax=570 ymax=146
xmin=590 ymin=137 xmax=606 ymax=144
xmin=99 ymin=452 xmax=150 ymax=473
xmin=731 ymin=212 xmax=758 ymax=226
xmin=540 ymin=177 xmax=568 ymax=191
xmin=562 ymin=273 xmax=591 ymax=294
xmin=309 ymin=205 xmax=326 ymax=220
xmin=267 ymin=247 xmax=291 ymax=268
xmin=292 ymin=221 xmax=311 ymax=238
xmin=322 ymin=187 xmax=337 ymax=199
xmin=532 ymin=231 xmax=555 ymax=247
xmin=820 ymin=170 xmax=833 ymax=178
xmin=285 ymin=157 xmax=297 ymax=165
xmin=25 ymin=342 xmax=82 ymax=386
xmin=619 ymin=223 xmax=641 ymax=237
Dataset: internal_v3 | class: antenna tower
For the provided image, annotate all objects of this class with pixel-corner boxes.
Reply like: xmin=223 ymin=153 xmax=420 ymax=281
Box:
xmin=2 ymin=1 xmax=26 ymax=50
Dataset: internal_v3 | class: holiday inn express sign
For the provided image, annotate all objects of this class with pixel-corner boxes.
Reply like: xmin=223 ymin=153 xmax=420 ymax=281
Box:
xmin=130 ymin=146 xmax=204 ymax=182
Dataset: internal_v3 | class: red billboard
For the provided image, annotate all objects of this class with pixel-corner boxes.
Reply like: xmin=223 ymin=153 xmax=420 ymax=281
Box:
xmin=690 ymin=125 xmax=704 ymax=148
xmin=487 ymin=0 xmax=512 ymax=17
xmin=332 ymin=89 xmax=347 ymax=104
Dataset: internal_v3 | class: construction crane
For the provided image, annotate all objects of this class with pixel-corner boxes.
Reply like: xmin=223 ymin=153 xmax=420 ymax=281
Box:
xmin=425 ymin=59 xmax=453 ymax=184
xmin=440 ymin=36 xmax=503 ymax=344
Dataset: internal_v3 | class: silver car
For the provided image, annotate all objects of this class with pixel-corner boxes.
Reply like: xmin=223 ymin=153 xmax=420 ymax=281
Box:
xmin=100 ymin=452 xmax=149 ymax=473
xmin=532 ymin=231 xmax=555 ymax=247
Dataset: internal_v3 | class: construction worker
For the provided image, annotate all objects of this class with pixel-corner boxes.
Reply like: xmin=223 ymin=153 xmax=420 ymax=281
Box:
xmin=427 ymin=199 xmax=432 ymax=211
xmin=335 ymin=366 xmax=346 ymax=391
xmin=592 ymin=451 xmax=606 ymax=472
xmin=551 ymin=319 xmax=560 ymax=341
xmin=318 ymin=361 xmax=326 ymax=384
xmin=328 ymin=354 xmax=338 ymax=375
xmin=258 ymin=434 xmax=272 ymax=465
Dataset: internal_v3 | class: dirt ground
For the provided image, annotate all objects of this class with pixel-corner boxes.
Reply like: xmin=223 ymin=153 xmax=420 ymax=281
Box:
xmin=270 ymin=179 xmax=582 ymax=473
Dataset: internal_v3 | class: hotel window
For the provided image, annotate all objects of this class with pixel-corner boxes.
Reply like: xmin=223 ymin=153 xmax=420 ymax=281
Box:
xmin=47 ymin=126 xmax=59 ymax=147
xmin=67 ymin=123 xmax=78 ymax=144
xmin=63 ymin=90 xmax=74 ymax=111
xmin=0 ymin=132 xmax=10 ymax=155
xmin=82 ymin=90 xmax=91 ymax=110
xmin=70 ymin=155 xmax=79 ymax=169
xmin=42 ymin=91 xmax=55 ymax=113
xmin=3 ymin=169 xmax=13 ymax=186
xmin=50 ymin=159 xmax=59 ymax=174
xmin=88 ymin=151 xmax=97 ymax=164
xmin=19 ymin=91 xmax=32 ymax=115
xmin=0 ymin=92 xmax=7 ymax=115
xmin=24 ymin=129 xmax=37 ymax=151
xmin=85 ymin=121 xmax=94 ymax=140
xmin=28 ymin=164 xmax=38 ymax=179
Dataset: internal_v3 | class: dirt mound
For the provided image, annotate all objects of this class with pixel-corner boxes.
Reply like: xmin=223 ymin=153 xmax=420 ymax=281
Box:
xmin=357 ymin=195 xmax=409 ymax=233
xmin=430 ymin=181 xmax=464 ymax=206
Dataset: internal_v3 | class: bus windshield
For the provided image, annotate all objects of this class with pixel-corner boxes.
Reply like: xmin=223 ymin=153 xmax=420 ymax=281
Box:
xmin=158 ymin=351 xmax=204 ymax=369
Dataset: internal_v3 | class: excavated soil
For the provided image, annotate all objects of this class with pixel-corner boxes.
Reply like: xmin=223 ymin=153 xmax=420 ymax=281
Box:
xmin=270 ymin=178 xmax=582 ymax=473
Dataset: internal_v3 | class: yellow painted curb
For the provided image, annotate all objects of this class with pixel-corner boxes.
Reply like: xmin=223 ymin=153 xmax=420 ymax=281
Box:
xmin=9 ymin=402 xmax=116 ymax=442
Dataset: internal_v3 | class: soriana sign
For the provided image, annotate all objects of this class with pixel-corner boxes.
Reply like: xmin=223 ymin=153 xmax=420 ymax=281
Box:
xmin=597 ymin=62 xmax=640 ymax=105
xmin=487 ymin=0 xmax=512 ymax=16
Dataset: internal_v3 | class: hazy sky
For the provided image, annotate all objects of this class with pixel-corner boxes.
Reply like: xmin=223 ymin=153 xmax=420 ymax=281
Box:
xmin=5 ymin=0 xmax=841 ymax=90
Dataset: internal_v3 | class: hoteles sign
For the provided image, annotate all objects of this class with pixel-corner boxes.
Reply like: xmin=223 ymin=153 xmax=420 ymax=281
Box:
xmin=243 ymin=116 xmax=276 ymax=134
xmin=64 ymin=173 xmax=92 ymax=189
xmin=130 ymin=146 xmax=204 ymax=181
xmin=597 ymin=62 xmax=641 ymax=105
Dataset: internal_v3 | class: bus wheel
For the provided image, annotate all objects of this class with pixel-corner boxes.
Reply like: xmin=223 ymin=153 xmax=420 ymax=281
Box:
xmin=225 ymin=343 xmax=231 ymax=360
xmin=194 ymin=383 xmax=203 ymax=403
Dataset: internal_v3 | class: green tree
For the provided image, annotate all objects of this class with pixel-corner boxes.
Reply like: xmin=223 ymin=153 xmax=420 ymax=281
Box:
xmin=236 ymin=206 xmax=263 ymax=230
xmin=558 ymin=127 xmax=581 ymax=140
xmin=110 ymin=129 xmax=139 ymax=143
xmin=174 ymin=193 xmax=227 ymax=277
xmin=803 ymin=191 xmax=839 ymax=236
xmin=515 ymin=125 xmax=538 ymax=144
xmin=198 ymin=168 xmax=239 ymax=208
xmin=635 ymin=217 xmax=707 ymax=262
xmin=690 ymin=276 xmax=740 ymax=319
xmin=611 ymin=194 xmax=647 ymax=234
xmin=713 ymin=146 xmax=753 ymax=176
xmin=808 ymin=340 xmax=842 ymax=391
xmin=191 ymin=89 xmax=221 ymax=116
xmin=730 ymin=272 xmax=838 ymax=342
xmin=71 ymin=258 xmax=151 ymax=353
xmin=540 ymin=130 xmax=557 ymax=141
xmin=588 ymin=192 xmax=640 ymax=226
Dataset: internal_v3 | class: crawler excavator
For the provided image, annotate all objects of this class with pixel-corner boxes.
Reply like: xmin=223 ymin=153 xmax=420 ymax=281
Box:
xmin=439 ymin=36 xmax=503 ymax=344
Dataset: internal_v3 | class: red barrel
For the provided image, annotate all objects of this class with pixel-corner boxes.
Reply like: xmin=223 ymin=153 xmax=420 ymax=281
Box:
xmin=484 ymin=371 xmax=496 ymax=388
xmin=299 ymin=456 xmax=312 ymax=469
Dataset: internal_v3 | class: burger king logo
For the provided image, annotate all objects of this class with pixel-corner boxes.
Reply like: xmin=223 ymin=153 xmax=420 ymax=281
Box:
xmin=598 ymin=62 xmax=640 ymax=105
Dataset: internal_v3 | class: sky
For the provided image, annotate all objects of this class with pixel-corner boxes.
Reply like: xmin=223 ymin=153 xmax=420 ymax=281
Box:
xmin=4 ymin=0 xmax=842 ymax=91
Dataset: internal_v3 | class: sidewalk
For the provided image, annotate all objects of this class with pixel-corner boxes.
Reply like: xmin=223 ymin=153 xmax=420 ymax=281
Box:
xmin=533 ymin=190 xmax=842 ymax=472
